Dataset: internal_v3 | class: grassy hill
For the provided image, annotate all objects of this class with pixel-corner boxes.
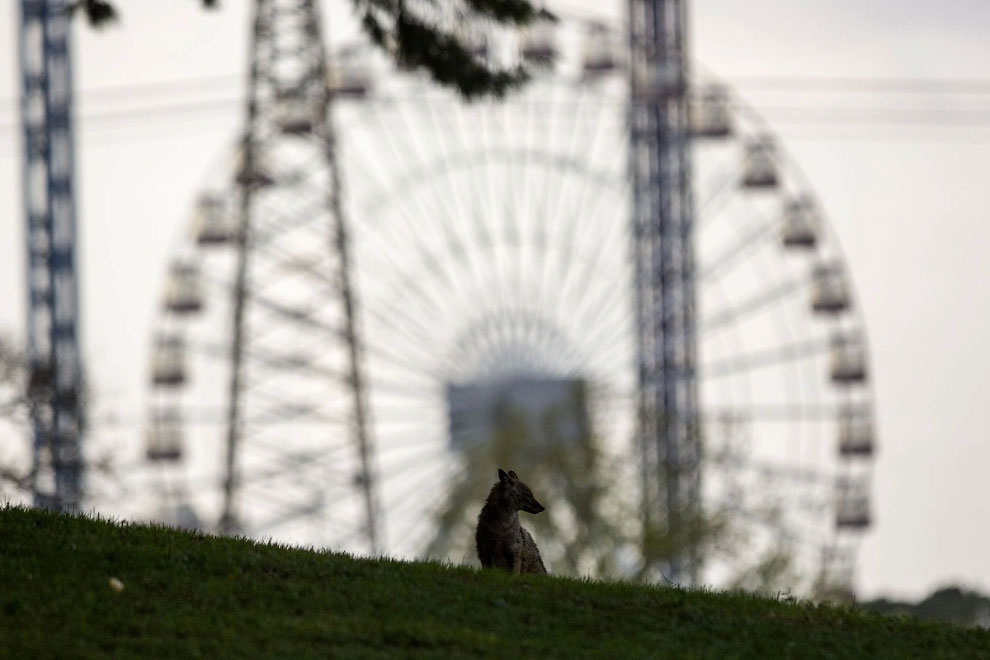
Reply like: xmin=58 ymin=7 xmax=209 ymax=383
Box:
xmin=2 ymin=505 xmax=988 ymax=659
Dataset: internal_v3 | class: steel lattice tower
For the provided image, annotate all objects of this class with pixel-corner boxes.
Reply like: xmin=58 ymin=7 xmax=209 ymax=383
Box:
xmin=18 ymin=0 xmax=84 ymax=511
xmin=628 ymin=0 xmax=701 ymax=584
xmin=218 ymin=0 xmax=380 ymax=551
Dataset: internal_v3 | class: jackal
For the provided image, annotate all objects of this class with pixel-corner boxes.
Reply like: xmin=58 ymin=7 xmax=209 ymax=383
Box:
xmin=476 ymin=469 xmax=547 ymax=575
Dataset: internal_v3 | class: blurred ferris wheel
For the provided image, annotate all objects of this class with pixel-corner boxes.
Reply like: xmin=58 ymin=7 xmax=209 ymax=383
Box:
xmin=140 ymin=5 xmax=874 ymax=594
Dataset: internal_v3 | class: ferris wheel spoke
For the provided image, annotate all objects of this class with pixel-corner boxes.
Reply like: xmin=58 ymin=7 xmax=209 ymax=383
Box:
xmin=244 ymin=233 xmax=341 ymax=287
xmin=701 ymin=274 xmax=809 ymax=336
xmin=548 ymin=197 xmax=629 ymax=327
xmin=235 ymin=464 xmax=367 ymax=517
xmin=233 ymin=482 xmax=331 ymax=524
xmin=363 ymin=218 xmax=499 ymax=333
xmin=696 ymin=209 xmax=778 ymax=284
xmin=366 ymin=276 xmax=464 ymax=360
xmin=362 ymin=344 xmax=446 ymax=386
xmin=229 ymin=255 xmax=443 ymax=380
xmin=381 ymin=462 xmax=461 ymax=534
xmin=555 ymin=213 xmax=630 ymax=327
xmin=378 ymin=454 xmax=455 ymax=514
xmin=377 ymin=451 xmax=452 ymax=491
xmin=701 ymin=337 xmax=829 ymax=380
xmin=359 ymin=253 xmax=462 ymax=336
xmin=370 ymin=415 xmax=442 ymax=439
xmin=566 ymin=274 xmax=635 ymax=361
xmin=710 ymin=502 xmax=825 ymax=555
xmin=199 ymin=271 xmax=346 ymax=343
xmin=345 ymin=132 xmax=456 ymax=290
xmin=446 ymin=113 xmax=506 ymax=295
xmin=374 ymin=437 xmax=446 ymax=464
xmin=249 ymin=185 xmax=329 ymax=242
xmin=236 ymin=409 xmax=355 ymax=446
xmin=191 ymin=338 xmax=347 ymax=385
xmin=243 ymin=400 xmax=350 ymax=427
xmin=371 ymin=156 xmax=497 ymax=305
xmin=542 ymin=148 xmax=628 ymax=323
xmin=489 ymin=98 xmax=529 ymax=297
xmin=367 ymin=97 xmax=487 ymax=298
xmin=246 ymin=493 xmax=362 ymax=541
xmin=713 ymin=456 xmax=837 ymax=488
xmin=231 ymin=453 xmax=354 ymax=498
xmin=518 ymin=81 xmax=588 ymax=309
xmin=242 ymin=298 xmax=344 ymax=351
xmin=367 ymin=376 xmax=442 ymax=401
xmin=694 ymin=160 xmax=743 ymax=234
xmin=401 ymin=484 xmax=473 ymax=558
xmin=253 ymin=508 xmax=360 ymax=544
xmin=523 ymin=83 xmax=563 ymax=309
xmin=235 ymin=444 xmax=353 ymax=488
xmin=361 ymin=313 xmax=458 ymax=378
xmin=701 ymin=404 xmax=841 ymax=421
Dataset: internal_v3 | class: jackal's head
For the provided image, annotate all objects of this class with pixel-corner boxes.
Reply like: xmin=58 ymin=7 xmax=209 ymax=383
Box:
xmin=497 ymin=468 xmax=545 ymax=514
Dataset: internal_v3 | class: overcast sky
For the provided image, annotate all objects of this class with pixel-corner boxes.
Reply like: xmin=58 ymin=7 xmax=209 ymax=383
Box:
xmin=2 ymin=1 xmax=989 ymax=600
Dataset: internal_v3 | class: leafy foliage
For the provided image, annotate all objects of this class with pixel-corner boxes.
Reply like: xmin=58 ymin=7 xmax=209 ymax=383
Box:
xmin=66 ymin=1 xmax=119 ymax=28
xmin=71 ymin=0 xmax=555 ymax=99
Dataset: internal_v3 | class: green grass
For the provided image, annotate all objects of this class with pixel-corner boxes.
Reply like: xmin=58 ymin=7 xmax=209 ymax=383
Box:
xmin=2 ymin=505 xmax=988 ymax=659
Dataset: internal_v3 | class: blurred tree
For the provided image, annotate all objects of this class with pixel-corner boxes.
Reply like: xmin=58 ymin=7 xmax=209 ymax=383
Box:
xmin=861 ymin=586 xmax=990 ymax=628
xmin=69 ymin=0 xmax=555 ymax=99
xmin=0 ymin=338 xmax=32 ymax=497
xmin=425 ymin=383 xmax=630 ymax=577
xmin=0 ymin=337 xmax=113 ymax=504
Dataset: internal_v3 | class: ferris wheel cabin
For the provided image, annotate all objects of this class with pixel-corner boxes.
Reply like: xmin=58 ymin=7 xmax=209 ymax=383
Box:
xmin=812 ymin=264 xmax=851 ymax=313
xmin=146 ymin=409 xmax=183 ymax=462
xmin=781 ymin=196 xmax=819 ymax=249
xmin=446 ymin=377 xmax=589 ymax=452
xmin=151 ymin=335 xmax=187 ymax=387
xmin=839 ymin=407 xmax=874 ymax=457
xmin=830 ymin=333 xmax=867 ymax=384
xmin=164 ymin=262 xmax=203 ymax=314
xmin=689 ymin=85 xmax=732 ymax=138
xmin=741 ymin=136 xmax=778 ymax=188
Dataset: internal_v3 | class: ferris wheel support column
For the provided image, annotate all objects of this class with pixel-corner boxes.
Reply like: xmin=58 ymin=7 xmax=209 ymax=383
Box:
xmin=218 ymin=0 xmax=381 ymax=551
xmin=19 ymin=0 xmax=84 ymax=511
xmin=218 ymin=0 xmax=266 ymax=535
xmin=628 ymin=0 xmax=701 ymax=584
xmin=312 ymin=0 xmax=380 ymax=554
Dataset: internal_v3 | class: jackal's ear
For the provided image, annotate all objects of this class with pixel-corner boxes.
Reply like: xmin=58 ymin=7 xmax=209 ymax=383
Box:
xmin=507 ymin=470 xmax=518 ymax=480
xmin=498 ymin=468 xmax=509 ymax=484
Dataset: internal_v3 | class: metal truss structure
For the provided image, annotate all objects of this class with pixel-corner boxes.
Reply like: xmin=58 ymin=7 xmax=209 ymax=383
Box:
xmin=628 ymin=0 xmax=701 ymax=584
xmin=18 ymin=0 xmax=84 ymax=511
xmin=144 ymin=0 xmax=379 ymax=551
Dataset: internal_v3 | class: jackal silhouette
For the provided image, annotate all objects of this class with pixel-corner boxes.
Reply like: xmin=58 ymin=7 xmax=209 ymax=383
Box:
xmin=476 ymin=469 xmax=547 ymax=575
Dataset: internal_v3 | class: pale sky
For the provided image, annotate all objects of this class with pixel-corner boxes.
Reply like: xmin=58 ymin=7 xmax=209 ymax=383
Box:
xmin=2 ymin=1 xmax=990 ymax=601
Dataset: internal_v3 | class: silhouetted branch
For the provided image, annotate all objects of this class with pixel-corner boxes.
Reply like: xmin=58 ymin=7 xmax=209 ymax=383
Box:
xmin=71 ymin=0 xmax=554 ymax=99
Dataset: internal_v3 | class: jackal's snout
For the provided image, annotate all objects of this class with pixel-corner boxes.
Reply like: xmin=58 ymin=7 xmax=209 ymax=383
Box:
xmin=523 ymin=499 xmax=545 ymax=515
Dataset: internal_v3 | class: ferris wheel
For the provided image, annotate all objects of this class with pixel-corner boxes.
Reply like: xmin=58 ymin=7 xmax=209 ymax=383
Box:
xmin=140 ymin=11 xmax=874 ymax=595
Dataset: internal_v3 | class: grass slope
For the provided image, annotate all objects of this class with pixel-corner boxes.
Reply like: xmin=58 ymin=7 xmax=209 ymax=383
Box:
xmin=2 ymin=506 xmax=988 ymax=659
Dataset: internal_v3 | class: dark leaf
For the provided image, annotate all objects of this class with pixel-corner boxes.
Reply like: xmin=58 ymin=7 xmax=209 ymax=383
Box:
xmin=68 ymin=0 xmax=119 ymax=28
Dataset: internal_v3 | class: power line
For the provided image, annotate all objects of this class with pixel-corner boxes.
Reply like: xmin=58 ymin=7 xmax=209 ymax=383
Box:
xmin=754 ymin=106 xmax=990 ymax=126
xmin=0 ymin=73 xmax=243 ymax=114
xmin=5 ymin=72 xmax=990 ymax=116
xmin=4 ymin=94 xmax=990 ymax=158
xmin=4 ymin=93 xmax=990 ymax=130
xmin=727 ymin=75 xmax=990 ymax=95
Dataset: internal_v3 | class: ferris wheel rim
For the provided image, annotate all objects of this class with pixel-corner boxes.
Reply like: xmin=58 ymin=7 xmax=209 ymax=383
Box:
xmin=134 ymin=18 xmax=879 ymax=592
